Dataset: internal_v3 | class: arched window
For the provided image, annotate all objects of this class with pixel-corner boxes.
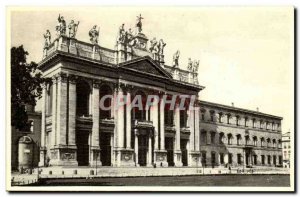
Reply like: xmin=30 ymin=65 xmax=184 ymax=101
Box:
xmin=267 ymin=138 xmax=271 ymax=147
xmin=200 ymin=130 xmax=207 ymax=144
xmin=236 ymin=134 xmax=242 ymax=145
xmin=76 ymin=80 xmax=91 ymax=117
xmin=210 ymin=110 xmax=215 ymax=122
xmin=236 ymin=116 xmax=240 ymax=126
xmin=226 ymin=113 xmax=231 ymax=124
xmin=278 ymin=139 xmax=282 ymax=148
xmin=253 ymin=136 xmax=258 ymax=146
xmin=244 ymin=117 xmax=248 ymax=127
xmin=218 ymin=112 xmax=223 ymax=123
xmin=261 ymin=137 xmax=265 ymax=147
xmin=219 ymin=132 xmax=225 ymax=144
xmin=245 ymin=135 xmax=250 ymax=145
xmin=210 ymin=131 xmax=216 ymax=144
xmin=252 ymin=118 xmax=256 ymax=128
xmin=272 ymin=139 xmax=276 ymax=148
xmin=227 ymin=133 xmax=233 ymax=145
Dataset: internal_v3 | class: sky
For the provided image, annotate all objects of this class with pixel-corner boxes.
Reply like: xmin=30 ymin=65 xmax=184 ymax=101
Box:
xmin=9 ymin=7 xmax=294 ymax=133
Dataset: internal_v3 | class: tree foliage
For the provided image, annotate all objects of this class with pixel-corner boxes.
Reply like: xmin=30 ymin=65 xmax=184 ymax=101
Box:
xmin=11 ymin=45 xmax=48 ymax=131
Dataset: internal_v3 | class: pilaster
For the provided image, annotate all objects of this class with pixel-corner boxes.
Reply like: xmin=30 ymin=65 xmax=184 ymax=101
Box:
xmin=39 ymin=85 xmax=47 ymax=166
xmin=90 ymin=80 xmax=102 ymax=167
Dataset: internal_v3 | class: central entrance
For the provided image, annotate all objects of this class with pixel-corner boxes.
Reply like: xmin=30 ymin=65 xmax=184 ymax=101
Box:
xmin=181 ymin=139 xmax=188 ymax=166
xmin=165 ymin=137 xmax=174 ymax=166
xmin=100 ymin=133 xmax=112 ymax=166
xmin=76 ymin=130 xmax=89 ymax=166
xmin=138 ymin=135 xmax=148 ymax=166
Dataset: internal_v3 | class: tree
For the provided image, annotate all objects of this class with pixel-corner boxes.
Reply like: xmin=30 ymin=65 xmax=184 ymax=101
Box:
xmin=11 ymin=45 xmax=48 ymax=131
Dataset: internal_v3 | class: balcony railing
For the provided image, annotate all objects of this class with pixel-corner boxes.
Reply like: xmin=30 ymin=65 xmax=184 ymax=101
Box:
xmin=132 ymin=119 xmax=153 ymax=128
xmin=44 ymin=35 xmax=116 ymax=64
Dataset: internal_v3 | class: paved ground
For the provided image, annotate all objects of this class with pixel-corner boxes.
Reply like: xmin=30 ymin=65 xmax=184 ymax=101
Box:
xmin=35 ymin=174 xmax=290 ymax=187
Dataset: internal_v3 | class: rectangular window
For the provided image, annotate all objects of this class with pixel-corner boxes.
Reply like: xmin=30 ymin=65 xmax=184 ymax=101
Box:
xmin=273 ymin=155 xmax=277 ymax=165
xmin=279 ymin=156 xmax=283 ymax=165
xmin=253 ymin=155 xmax=257 ymax=165
xmin=228 ymin=153 xmax=233 ymax=164
xmin=237 ymin=136 xmax=241 ymax=145
xmin=211 ymin=152 xmax=216 ymax=166
xmin=201 ymin=132 xmax=207 ymax=144
xmin=220 ymin=153 xmax=224 ymax=164
xmin=268 ymin=155 xmax=271 ymax=165
xmin=261 ymin=155 xmax=265 ymax=165
xmin=201 ymin=113 xmax=205 ymax=121
xmin=237 ymin=154 xmax=242 ymax=165
xmin=211 ymin=132 xmax=215 ymax=144
xmin=201 ymin=151 xmax=206 ymax=166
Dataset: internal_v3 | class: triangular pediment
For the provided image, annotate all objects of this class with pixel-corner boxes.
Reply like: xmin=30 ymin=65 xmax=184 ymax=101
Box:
xmin=119 ymin=56 xmax=172 ymax=79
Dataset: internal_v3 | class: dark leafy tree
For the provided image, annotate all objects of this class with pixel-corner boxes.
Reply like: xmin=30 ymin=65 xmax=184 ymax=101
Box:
xmin=11 ymin=45 xmax=49 ymax=131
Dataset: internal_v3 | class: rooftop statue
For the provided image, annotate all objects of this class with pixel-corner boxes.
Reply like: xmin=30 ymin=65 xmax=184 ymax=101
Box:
xmin=136 ymin=14 xmax=144 ymax=33
xmin=173 ymin=50 xmax=180 ymax=67
xmin=56 ymin=14 xmax=66 ymax=36
xmin=149 ymin=37 xmax=159 ymax=53
xmin=158 ymin=39 xmax=166 ymax=55
xmin=118 ymin=24 xmax=126 ymax=43
xmin=125 ymin=28 xmax=137 ymax=47
xmin=187 ymin=58 xmax=193 ymax=71
xmin=89 ymin=25 xmax=99 ymax=44
xmin=43 ymin=30 xmax=51 ymax=49
xmin=68 ymin=20 xmax=80 ymax=38
xmin=193 ymin=60 xmax=200 ymax=73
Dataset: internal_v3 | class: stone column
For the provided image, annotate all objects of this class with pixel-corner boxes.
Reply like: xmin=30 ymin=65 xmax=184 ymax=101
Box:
xmin=174 ymin=103 xmax=183 ymax=166
xmin=50 ymin=76 xmax=57 ymax=148
xmin=90 ymin=81 xmax=101 ymax=167
xmin=243 ymin=149 xmax=247 ymax=167
xmin=134 ymin=129 xmax=139 ymax=166
xmin=160 ymin=96 xmax=165 ymax=150
xmin=39 ymin=86 xmax=47 ymax=166
xmin=154 ymin=95 xmax=168 ymax=167
xmin=194 ymin=106 xmax=200 ymax=151
xmin=147 ymin=135 xmax=152 ymax=166
xmin=56 ymin=73 xmax=68 ymax=146
xmin=150 ymin=101 xmax=159 ymax=151
xmin=126 ymin=91 xmax=131 ymax=149
xmin=68 ymin=75 xmax=77 ymax=146
xmin=114 ymin=84 xmax=127 ymax=166
xmin=117 ymin=87 xmax=125 ymax=148
xmin=189 ymin=106 xmax=195 ymax=151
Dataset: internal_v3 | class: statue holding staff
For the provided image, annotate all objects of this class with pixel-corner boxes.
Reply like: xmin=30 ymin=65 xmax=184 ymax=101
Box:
xmin=158 ymin=39 xmax=166 ymax=55
xmin=173 ymin=50 xmax=180 ymax=67
xmin=68 ymin=20 xmax=80 ymax=38
xmin=56 ymin=14 xmax=66 ymax=36
xmin=89 ymin=25 xmax=100 ymax=44
xmin=136 ymin=14 xmax=144 ymax=33
xmin=43 ymin=30 xmax=51 ymax=49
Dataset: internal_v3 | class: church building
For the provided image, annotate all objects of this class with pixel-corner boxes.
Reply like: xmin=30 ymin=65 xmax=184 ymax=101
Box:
xmin=38 ymin=15 xmax=283 ymax=168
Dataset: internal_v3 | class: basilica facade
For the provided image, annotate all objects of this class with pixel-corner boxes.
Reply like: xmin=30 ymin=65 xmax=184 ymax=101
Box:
xmin=38 ymin=16 xmax=282 ymax=168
